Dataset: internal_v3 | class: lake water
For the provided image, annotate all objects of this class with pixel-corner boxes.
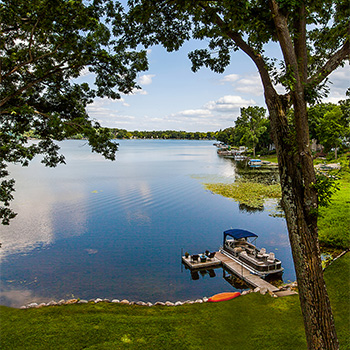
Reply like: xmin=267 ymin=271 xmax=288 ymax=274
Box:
xmin=0 ymin=140 xmax=295 ymax=307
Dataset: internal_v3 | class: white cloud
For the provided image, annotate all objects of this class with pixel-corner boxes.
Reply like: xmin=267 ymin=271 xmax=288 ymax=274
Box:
xmin=179 ymin=109 xmax=212 ymax=117
xmin=131 ymin=87 xmax=148 ymax=95
xmin=139 ymin=74 xmax=155 ymax=85
xmin=206 ymin=95 xmax=256 ymax=112
xmin=160 ymin=95 xmax=256 ymax=130
xmin=324 ymin=64 xmax=349 ymax=103
xmin=221 ymin=74 xmax=240 ymax=83
xmin=221 ymin=73 xmax=264 ymax=96
xmin=235 ymin=76 xmax=264 ymax=96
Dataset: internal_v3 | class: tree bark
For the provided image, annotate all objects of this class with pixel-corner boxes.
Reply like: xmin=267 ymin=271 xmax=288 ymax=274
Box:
xmin=265 ymin=90 xmax=339 ymax=350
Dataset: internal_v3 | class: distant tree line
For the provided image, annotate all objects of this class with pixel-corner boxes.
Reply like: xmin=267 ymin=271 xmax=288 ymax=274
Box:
xmin=110 ymin=129 xmax=216 ymax=140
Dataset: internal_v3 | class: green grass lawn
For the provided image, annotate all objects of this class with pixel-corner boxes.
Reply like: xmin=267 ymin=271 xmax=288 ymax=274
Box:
xmin=318 ymin=171 xmax=350 ymax=249
xmin=1 ymin=252 xmax=349 ymax=349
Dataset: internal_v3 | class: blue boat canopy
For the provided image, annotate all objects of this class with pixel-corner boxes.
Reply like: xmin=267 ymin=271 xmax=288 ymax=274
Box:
xmin=223 ymin=229 xmax=258 ymax=242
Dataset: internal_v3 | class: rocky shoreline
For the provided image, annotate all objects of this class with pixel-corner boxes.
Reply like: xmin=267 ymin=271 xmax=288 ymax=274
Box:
xmin=19 ymin=282 xmax=298 ymax=309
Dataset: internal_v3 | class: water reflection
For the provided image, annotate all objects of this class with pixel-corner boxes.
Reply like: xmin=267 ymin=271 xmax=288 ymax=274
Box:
xmin=0 ymin=164 xmax=88 ymax=260
xmin=238 ymin=203 xmax=264 ymax=214
xmin=222 ymin=269 xmax=250 ymax=290
xmin=185 ymin=265 xmax=251 ymax=291
xmin=0 ymin=287 xmax=45 ymax=308
xmin=236 ymin=163 xmax=280 ymax=185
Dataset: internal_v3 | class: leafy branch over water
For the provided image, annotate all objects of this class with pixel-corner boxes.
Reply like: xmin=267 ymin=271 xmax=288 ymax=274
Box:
xmin=204 ymin=180 xmax=282 ymax=209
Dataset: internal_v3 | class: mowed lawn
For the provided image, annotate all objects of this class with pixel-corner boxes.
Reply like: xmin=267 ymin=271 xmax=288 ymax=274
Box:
xmin=1 ymin=252 xmax=349 ymax=350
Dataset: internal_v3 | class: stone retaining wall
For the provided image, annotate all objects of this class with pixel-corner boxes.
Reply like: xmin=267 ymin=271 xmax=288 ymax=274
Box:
xmin=19 ymin=282 xmax=298 ymax=309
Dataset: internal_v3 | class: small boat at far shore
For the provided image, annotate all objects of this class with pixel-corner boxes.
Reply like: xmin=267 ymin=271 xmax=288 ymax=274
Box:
xmin=248 ymin=159 xmax=262 ymax=167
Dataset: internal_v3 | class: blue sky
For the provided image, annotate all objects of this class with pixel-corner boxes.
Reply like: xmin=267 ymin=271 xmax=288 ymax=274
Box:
xmin=84 ymin=15 xmax=349 ymax=132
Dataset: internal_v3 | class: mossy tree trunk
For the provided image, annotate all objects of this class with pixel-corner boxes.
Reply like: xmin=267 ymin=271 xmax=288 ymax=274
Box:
xmin=265 ymin=90 xmax=339 ymax=350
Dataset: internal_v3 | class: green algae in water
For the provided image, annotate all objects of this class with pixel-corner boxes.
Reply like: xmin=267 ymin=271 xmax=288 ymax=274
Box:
xmin=204 ymin=181 xmax=282 ymax=209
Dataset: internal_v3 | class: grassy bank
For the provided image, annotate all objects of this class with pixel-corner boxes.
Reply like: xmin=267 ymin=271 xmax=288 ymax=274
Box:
xmin=318 ymin=171 xmax=350 ymax=249
xmin=1 ymin=252 xmax=349 ymax=349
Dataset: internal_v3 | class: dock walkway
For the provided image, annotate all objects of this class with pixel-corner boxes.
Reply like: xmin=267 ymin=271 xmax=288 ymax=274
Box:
xmin=182 ymin=251 xmax=280 ymax=294
xmin=215 ymin=251 xmax=279 ymax=293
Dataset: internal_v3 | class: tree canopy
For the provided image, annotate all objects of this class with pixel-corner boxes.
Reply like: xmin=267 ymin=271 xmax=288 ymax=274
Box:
xmin=234 ymin=106 xmax=268 ymax=157
xmin=0 ymin=0 xmax=148 ymax=224
xmin=124 ymin=1 xmax=349 ymax=348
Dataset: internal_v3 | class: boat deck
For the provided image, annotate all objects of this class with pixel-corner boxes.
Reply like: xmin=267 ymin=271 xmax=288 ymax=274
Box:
xmin=182 ymin=251 xmax=279 ymax=293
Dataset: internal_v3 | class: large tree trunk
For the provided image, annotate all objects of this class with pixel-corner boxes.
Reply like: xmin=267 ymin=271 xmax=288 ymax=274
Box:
xmin=266 ymin=91 xmax=339 ymax=350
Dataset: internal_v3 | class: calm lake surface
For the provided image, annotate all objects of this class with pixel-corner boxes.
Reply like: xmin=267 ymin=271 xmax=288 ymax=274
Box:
xmin=0 ymin=140 xmax=295 ymax=307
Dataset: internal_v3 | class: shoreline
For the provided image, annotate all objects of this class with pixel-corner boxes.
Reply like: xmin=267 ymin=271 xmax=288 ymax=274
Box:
xmin=10 ymin=280 xmax=300 ymax=310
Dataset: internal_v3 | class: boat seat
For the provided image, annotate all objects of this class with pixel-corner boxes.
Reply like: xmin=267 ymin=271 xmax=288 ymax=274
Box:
xmin=267 ymin=252 xmax=275 ymax=264
xmin=257 ymin=248 xmax=267 ymax=258
xmin=246 ymin=247 xmax=255 ymax=255
xmin=233 ymin=247 xmax=243 ymax=254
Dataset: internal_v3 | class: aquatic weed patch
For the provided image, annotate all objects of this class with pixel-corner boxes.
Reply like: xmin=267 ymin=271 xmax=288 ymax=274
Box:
xmin=204 ymin=181 xmax=281 ymax=209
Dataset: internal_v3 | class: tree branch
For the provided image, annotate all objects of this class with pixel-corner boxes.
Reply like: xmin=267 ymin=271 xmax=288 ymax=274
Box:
xmin=2 ymin=40 xmax=66 ymax=80
xmin=293 ymin=2 xmax=307 ymax=83
xmin=28 ymin=18 xmax=40 ymax=62
xmin=198 ymin=2 xmax=277 ymax=98
xmin=0 ymin=63 xmax=67 ymax=108
xmin=307 ymin=38 xmax=350 ymax=88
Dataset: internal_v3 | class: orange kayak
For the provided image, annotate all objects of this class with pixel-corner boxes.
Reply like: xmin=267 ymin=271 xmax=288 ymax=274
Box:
xmin=208 ymin=292 xmax=241 ymax=302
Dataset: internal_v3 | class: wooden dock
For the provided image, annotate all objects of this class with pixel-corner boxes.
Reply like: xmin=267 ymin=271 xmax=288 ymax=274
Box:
xmin=215 ymin=251 xmax=279 ymax=293
xmin=182 ymin=255 xmax=222 ymax=269
xmin=182 ymin=251 xmax=280 ymax=293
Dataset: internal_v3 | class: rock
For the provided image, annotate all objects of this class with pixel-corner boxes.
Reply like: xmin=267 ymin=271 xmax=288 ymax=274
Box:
xmin=242 ymin=290 xmax=249 ymax=296
xmin=202 ymin=297 xmax=208 ymax=302
xmin=103 ymin=299 xmax=111 ymax=303
xmin=66 ymin=299 xmax=78 ymax=304
xmin=147 ymin=302 xmax=153 ymax=307
xmin=174 ymin=301 xmax=183 ymax=306
xmin=136 ymin=301 xmax=147 ymax=306
xmin=58 ymin=299 xmax=66 ymax=305
xmin=37 ymin=303 xmax=47 ymax=308
xmin=188 ymin=301 xmax=195 ymax=304
xmin=27 ymin=303 xmax=38 ymax=308
xmin=195 ymin=299 xmax=203 ymax=304
xmin=78 ymin=300 xmax=88 ymax=304
xmin=254 ymin=287 xmax=261 ymax=293
xmin=165 ymin=301 xmax=174 ymax=306
xmin=94 ymin=298 xmax=103 ymax=303
xmin=20 ymin=306 xmax=27 ymax=309
xmin=154 ymin=301 xmax=165 ymax=306
xmin=47 ymin=300 xmax=57 ymax=306
xmin=260 ymin=288 xmax=268 ymax=295
xmin=111 ymin=299 xmax=120 ymax=303
xmin=120 ymin=299 xmax=130 ymax=304
xmin=89 ymin=299 xmax=95 ymax=303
